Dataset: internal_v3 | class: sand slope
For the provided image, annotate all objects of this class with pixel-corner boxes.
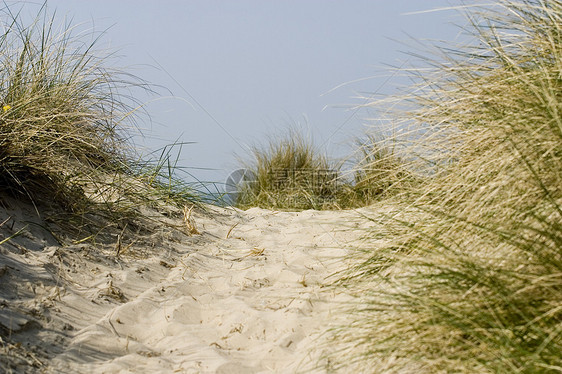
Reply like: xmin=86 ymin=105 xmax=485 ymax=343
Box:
xmin=0 ymin=200 xmax=375 ymax=373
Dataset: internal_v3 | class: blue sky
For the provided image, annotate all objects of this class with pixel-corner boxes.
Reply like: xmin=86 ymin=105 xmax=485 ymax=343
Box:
xmin=30 ymin=1 xmax=466 ymax=189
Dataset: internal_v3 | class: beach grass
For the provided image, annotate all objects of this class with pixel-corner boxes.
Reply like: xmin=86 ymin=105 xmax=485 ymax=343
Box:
xmin=328 ymin=0 xmax=562 ymax=372
xmin=235 ymin=129 xmax=342 ymax=210
xmin=0 ymin=4 xmax=201 ymax=242
xmin=234 ymin=129 xmax=415 ymax=210
xmin=344 ymin=133 xmax=419 ymax=207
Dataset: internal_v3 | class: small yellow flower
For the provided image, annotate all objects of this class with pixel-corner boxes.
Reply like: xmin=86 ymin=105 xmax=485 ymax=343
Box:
xmin=2 ymin=104 xmax=11 ymax=112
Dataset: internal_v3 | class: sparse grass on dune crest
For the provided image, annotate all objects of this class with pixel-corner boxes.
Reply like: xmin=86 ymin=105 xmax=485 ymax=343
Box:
xmin=328 ymin=1 xmax=562 ymax=372
xmin=235 ymin=130 xmax=416 ymax=211
xmin=0 ymin=4 xmax=200 ymax=241
xmin=236 ymin=129 xmax=342 ymax=210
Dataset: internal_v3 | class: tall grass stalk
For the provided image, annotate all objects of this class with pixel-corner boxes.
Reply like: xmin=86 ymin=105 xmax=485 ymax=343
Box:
xmin=329 ymin=1 xmax=562 ymax=372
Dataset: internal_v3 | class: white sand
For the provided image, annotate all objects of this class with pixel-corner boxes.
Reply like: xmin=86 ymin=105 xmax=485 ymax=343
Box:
xmin=0 ymin=200 xmax=377 ymax=373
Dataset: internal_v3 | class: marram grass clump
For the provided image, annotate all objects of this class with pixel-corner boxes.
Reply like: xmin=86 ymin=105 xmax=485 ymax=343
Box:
xmin=235 ymin=130 xmax=414 ymax=211
xmin=328 ymin=1 xmax=562 ymax=372
xmin=0 ymin=5 xmax=199 ymax=241
xmin=235 ymin=130 xmax=342 ymax=210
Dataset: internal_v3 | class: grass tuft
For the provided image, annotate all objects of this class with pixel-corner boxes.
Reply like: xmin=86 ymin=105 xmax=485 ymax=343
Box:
xmin=235 ymin=129 xmax=341 ymax=210
xmin=0 ymin=4 xmax=201 ymax=242
xmin=346 ymin=133 xmax=418 ymax=206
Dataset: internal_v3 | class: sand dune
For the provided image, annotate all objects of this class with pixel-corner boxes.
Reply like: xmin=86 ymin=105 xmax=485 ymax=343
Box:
xmin=0 ymin=200 xmax=377 ymax=373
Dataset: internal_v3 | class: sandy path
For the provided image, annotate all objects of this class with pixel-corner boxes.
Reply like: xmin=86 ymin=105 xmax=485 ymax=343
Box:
xmin=1 ymin=203 xmax=375 ymax=373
